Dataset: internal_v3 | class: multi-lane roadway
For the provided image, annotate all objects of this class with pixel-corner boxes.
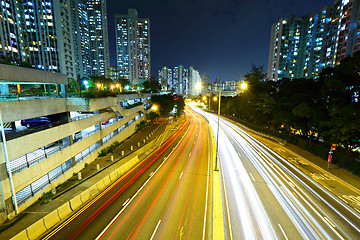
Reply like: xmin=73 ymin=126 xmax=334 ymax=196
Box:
xmin=194 ymin=106 xmax=360 ymax=240
xmin=43 ymin=107 xmax=212 ymax=240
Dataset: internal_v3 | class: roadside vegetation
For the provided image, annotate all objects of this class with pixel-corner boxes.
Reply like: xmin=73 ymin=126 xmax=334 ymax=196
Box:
xmin=215 ymin=53 xmax=360 ymax=174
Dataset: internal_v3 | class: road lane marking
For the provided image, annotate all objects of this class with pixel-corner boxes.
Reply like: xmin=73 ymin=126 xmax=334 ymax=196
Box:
xmin=249 ymin=173 xmax=255 ymax=182
xmin=150 ymin=220 xmax=161 ymax=240
xmin=149 ymin=172 xmax=154 ymax=177
xmin=123 ymin=198 xmax=130 ymax=206
xmin=95 ymin=118 xmax=192 ymax=240
xmin=278 ymin=224 xmax=288 ymax=240
xmin=189 ymin=152 xmax=191 ymax=156
xmin=237 ymin=152 xmax=241 ymax=158
xmin=323 ymin=216 xmax=344 ymax=240
xmin=179 ymin=171 xmax=183 ymax=179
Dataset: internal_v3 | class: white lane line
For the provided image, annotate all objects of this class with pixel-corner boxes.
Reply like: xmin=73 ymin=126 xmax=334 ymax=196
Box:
xmin=249 ymin=173 xmax=255 ymax=182
xmin=95 ymin=124 xmax=192 ymax=240
xmin=122 ymin=198 xmax=130 ymax=206
xmin=288 ymin=181 xmax=295 ymax=189
xmin=323 ymin=216 xmax=335 ymax=228
xmin=149 ymin=172 xmax=154 ymax=177
xmin=323 ymin=216 xmax=344 ymax=240
xmin=237 ymin=152 xmax=241 ymax=158
xmin=150 ymin=220 xmax=161 ymax=240
xmin=189 ymin=152 xmax=191 ymax=156
xmin=179 ymin=171 xmax=183 ymax=179
xmin=202 ymin=145 xmax=210 ymax=240
xmin=278 ymin=224 xmax=288 ymax=240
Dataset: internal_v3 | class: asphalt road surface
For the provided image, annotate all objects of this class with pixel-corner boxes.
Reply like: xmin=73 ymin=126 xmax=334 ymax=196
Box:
xmin=43 ymin=107 xmax=212 ymax=240
xmin=194 ymin=106 xmax=360 ymax=240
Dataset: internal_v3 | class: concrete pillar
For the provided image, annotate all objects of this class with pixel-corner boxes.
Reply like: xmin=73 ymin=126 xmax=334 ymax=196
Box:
xmin=96 ymin=164 xmax=100 ymax=171
xmin=110 ymin=155 xmax=114 ymax=162
xmin=121 ymin=151 xmax=124 ymax=156
xmin=131 ymin=146 xmax=133 ymax=151
xmin=78 ymin=172 xmax=82 ymax=181
xmin=138 ymin=142 xmax=141 ymax=147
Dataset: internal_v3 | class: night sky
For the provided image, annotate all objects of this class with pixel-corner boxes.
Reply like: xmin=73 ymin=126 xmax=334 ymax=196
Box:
xmin=107 ymin=0 xmax=333 ymax=82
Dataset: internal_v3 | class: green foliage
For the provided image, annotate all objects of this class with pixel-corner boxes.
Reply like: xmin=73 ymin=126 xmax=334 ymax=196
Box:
xmin=124 ymin=101 xmax=143 ymax=109
xmin=148 ymin=111 xmax=160 ymax=121
xmin=98 ymin=141 xmax=121 ymax=157
xmin=136 ymin=120 xmax=147 ymax=131
xmin=82 ymin=89 xmax=117 ymax=98
xmin=142 ymin=77 xmax=161 ymax=92
xmin=220 ymin=57 xmax=360 ymax=153
xmin=150 ymin=94 xmax=185 ymax=117
xmin=40 ymin=191 xmax=54 ymax=200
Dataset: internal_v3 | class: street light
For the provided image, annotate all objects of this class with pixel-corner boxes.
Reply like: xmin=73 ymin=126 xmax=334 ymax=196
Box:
xmin=215 ymin=82 xmax=222 ymax=171
xmin=151 ymin=105 xmax=158 ymax=111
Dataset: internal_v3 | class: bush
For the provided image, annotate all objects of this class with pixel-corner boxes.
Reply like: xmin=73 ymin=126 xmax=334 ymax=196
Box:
xmin=98 ymin=141 xmax=122 ymax=157
xmin=98 ymin=148 xmax=108 ymax=157
xmin=136 ymin=120 xmax=147 ymax=132
xmin=82 ymin=89 xmax=117 ymax=99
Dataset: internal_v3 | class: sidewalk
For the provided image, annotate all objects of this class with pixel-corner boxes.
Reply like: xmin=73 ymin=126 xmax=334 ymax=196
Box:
xmin=0 ymin=118 xmax=185 ymax=240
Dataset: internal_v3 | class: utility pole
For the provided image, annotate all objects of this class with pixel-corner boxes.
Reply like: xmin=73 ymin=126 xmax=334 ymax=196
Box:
xmin=215 ymin=84 xmax=221 ymax=171
xmin=0 ymin=109 xmax=18 ymax=214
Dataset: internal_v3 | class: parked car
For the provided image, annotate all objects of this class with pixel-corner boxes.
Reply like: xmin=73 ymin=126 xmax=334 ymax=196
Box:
xmin=21 ymin=117 xmax=53 ymax=129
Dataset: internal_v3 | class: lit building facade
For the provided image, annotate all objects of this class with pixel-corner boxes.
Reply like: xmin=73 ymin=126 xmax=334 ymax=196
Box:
xmin=115 ymin=9 xmax=150 ymax=84
xmin=189 ymin=66 xmax=201 ymax=96
xmin=268 ymin=0 xmax=360 ymax=81
xmin=158 ymin=66 xmax=172 ymax=91
xmin=173 ymin=65 xmax=189 ymax=95
xmin=267 ymin=15 xmax=307 ymax=81
xmin=0 ymin=0 xmax=23 ymax=62
xmin=0 ymin=0 xmax=109 ymax=80
xmin=87 ymin=0 xmax=110 ymax=77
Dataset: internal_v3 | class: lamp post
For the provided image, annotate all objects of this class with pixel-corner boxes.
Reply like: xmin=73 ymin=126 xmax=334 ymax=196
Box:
xmin=215 ymin=83 xmax=222 ymax=171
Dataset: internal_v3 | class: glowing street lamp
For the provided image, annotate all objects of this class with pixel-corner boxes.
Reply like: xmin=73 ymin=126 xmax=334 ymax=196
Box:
xmin=241 ymin=82 xmax=248 ymax=90
xmin=151 ymin=105 xmax=158 ymax=111
xmin=97 ymin=83 xmax=101 ymax=89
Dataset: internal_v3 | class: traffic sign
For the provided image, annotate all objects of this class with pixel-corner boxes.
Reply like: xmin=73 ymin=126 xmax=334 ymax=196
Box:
xmin=331 ymin=143 xmax=336 ymax=150
xmin=328 ymin=154 xmax=332 ymax=163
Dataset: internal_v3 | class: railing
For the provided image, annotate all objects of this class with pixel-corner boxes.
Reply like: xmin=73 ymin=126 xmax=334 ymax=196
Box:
xmin=10 ymin=138 xmax=71 ymax=175
xmin=0 ymin=93 xmax=59 ymax=101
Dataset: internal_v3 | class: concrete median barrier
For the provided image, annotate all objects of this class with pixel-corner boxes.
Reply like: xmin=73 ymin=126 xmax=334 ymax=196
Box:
xmin=43 ymin=209 xmax=61 ymax=229
xmin=80 ymin=189 xmax=90 ymax=203
xmin=57 ymin=202 xmax=72 ymax=220
xmin=103 ymin=175 xmax=111 ymax=187
xmin=97 ymin=180 xmax=105 ymax=191
xmin=10 ymin=229 xmax=28 ymax=240
xmin=89 ymin=184 xmax=99 ymax=197
xmin=26 ymin=219 xmax=46 ymax=240
xmin=69 ymin=194 xmax=83 ymax=211
xmin=109 ymin=171 xmax=118 ymax=182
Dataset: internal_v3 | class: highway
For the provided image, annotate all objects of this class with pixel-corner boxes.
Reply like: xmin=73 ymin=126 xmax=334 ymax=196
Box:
xmin=193 ymin=106 xmax=360 ymax=240
xmin=43 ymin=107 xmax=212 ymax=240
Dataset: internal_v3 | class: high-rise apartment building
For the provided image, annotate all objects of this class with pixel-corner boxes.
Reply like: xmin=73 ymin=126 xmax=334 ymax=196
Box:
xmin=87 ymin=0 xmax=110 ymax=77
xmin=173 ymin=65 xmax=189 ymax=95
xmin=189 ymin=66 xmax=201 ymax=96
xmin=268 ymin=0 xmax=360 ymax=81
xmin=115 ymin=9 xmax=150 ymax=84
xmin=0 ymin=0 xmax=109 ymax=79
xmin=0 ymin=0 xmax=23 ymax=62
xmin=267 ymin=15 xmax=307 ymax=81
xmin=158 ymin=66 xmax=172 ymax=91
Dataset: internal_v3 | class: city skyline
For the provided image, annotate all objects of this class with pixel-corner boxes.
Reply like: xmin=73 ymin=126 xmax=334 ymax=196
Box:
xmin=107 ymin=0 xmax=333 ymax=82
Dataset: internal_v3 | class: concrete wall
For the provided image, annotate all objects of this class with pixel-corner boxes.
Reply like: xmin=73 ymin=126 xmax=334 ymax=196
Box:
xmin=1 ymin=98 xmax=67 ymax=123
xmin=1 ymin=114 xmax=145 ymax=210
xmin=0 ymin=64 xmax=67 ymax=85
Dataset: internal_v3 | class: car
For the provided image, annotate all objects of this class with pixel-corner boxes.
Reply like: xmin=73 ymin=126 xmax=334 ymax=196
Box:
xmin=101 ymin=120 xmax=109 ymax=125
xmin=21 ymin=117 xmax=53 ymax=129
